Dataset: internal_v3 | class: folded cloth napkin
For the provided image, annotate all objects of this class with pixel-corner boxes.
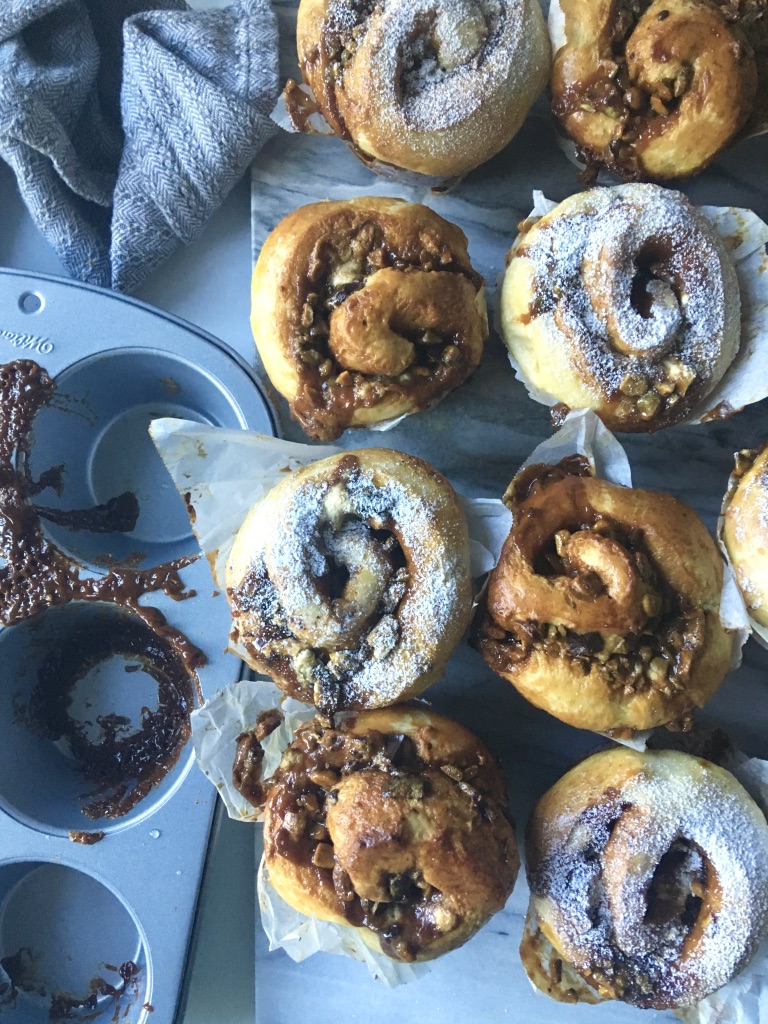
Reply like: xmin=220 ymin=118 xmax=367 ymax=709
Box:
xmin=0 ymin=0 xmax=278 ymax=292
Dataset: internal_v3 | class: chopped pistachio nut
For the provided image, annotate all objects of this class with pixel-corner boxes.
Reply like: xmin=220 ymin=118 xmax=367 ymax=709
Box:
xmin=620 ymin=372 xmax=648 ymax=397
xmin=637 ymin=391 xmax=661 ymax=419
xmin=642 ymin=592 xmax=662 ymax=617
xmin=300 ymin=348 xmax=322 ymax=367
xmin=554 ymin=529 xmax=570 ymax=556
xmin=312 ymin=842 xmax=336 ymax=869
xmin=649 ymin=657 xmax=668 ymax=681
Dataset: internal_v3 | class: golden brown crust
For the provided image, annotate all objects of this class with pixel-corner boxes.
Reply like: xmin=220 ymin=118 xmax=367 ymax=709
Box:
xmin=226 ymin=448 xmax=472 ymax=713
xmin=473 ymin=461 xmax=732 ymax=734
xmin=262 ymin=704 xmax=520 ymax=962
xmin=251 ymin=197 xmax=488 ymax=441
xmin=524 ymin=747 xmax=768 ymax=1008
xmin=551 ymin=0 xmax=760 ymax=181
xmin=500 ymin=185 xmax=741 ymax=432
xmin=295 ymin=0 xmax=550 ymax=180
xmin=721 ymin=443 xmax=768 ymax=626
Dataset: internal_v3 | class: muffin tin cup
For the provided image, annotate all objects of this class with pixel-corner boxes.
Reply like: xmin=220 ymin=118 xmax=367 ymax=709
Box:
xmin=0 ymin=268 xmax=277 ymax=1022
xmin=0 ymin=601 xmax=197 ymax=838
xmin=0 ymin=860 xmax=150 ymax=1023
xmin=28 ymin=346 xmax=260 ymax=570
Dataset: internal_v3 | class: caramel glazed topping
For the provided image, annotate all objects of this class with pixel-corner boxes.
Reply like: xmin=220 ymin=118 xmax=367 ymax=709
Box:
xmin=259 ymin=714 xmax=516 ymax=962
xmin=0 ymin=361 xmax=205 ymax=819
xmin=474 ymin=459 xmax=707 ymax=720
xmin=286 ymin=216 xmax=484 ymax=440
xmin=553 ymin=0 xmax=768 ymax=181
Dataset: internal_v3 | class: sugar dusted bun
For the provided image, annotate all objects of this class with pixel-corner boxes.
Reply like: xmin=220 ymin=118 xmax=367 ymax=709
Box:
xmin=473 ymin=458 xmax=732 ymax=735
xmin=501 ymin=185 xmax=741 ymax=432
xmin=263 ymin=704 xmax=520 ymax=962
xmin=722 ymin=443 xmax=768 ymax=627
xmin=524 ymin=747 xmax=768 ymax=1008
xmin=292 ymin=0 xmax=550 ymax=181
xmin=550 ymin=0 xmax=760 ymax=180
xmin=226 ymin=448 xmax=472 ymax=714
xmin=251 ymin=197 xmax=488 ymax=441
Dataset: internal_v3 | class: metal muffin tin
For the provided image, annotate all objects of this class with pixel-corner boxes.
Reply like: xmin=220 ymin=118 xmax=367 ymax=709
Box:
xmin=0 ymin=269 xmax=275 ymax=1023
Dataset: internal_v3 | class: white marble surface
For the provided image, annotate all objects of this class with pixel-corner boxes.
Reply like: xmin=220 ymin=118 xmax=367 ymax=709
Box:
xmin=247 ymin=3 xmax=768 ymax=1023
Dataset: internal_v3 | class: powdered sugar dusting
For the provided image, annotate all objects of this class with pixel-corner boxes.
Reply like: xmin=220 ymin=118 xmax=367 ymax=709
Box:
xmin=232 ymin=455 xmax=469 ymax=710
xmin=533 ymin=751 xmax=768 ymax=1007
xmin=327 ymin=0 xmax=539 ymax=146
xmin=515 ymin=184 xmax=740 ymax=415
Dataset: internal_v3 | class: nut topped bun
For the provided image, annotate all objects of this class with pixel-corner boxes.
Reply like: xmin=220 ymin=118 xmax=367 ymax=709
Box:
xmin=501 ymin=185 xmax=741 ymax=432
xmin=226 ymin=448 xmax=472 ymax=714
xmin=289 ymin=0 xmax=550 ymax=181
xmin=263 ymin=704 xmax=520 ymax=962
xmin=473 ymin=457 xmax=732 ymax=735
xmin=722 ymin=443 xmax=768 ymax=627
xmin=550 ymin=0 xmax=763 ymax=180
xmin=251 ymin=197 xmax=488 ymax=441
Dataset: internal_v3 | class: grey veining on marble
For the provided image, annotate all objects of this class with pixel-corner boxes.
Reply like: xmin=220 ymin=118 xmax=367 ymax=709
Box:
xmin=249 ymin=5 xmax=768 ymax=1022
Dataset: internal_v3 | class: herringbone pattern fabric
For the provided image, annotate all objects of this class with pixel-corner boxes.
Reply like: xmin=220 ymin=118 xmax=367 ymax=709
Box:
xmin=0 ymin=0 xmax=278 ymax=292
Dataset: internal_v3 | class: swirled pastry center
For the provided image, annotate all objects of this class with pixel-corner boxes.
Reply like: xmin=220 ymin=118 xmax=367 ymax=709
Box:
xmin=481 ymin=472 xmax=706 ymax=702
xmin=474 ymin=459 xmax=731 ymax=734
xmin=289 ymin=218 xmax=484 ymax=438
xmin=229 ymin=454 xmax=466 ymax=713
xmin=507 ymin=186 xmax=739 ymax=429
xmin=324 ymin=0 xmax=513 ymax=132
xmin=292 ymin=0 xmax=549 ymax=179
xmin=264 ymin=714 xmax=516 ymax=961
xmin=530 ymin=757 xmax=768 ymax=1006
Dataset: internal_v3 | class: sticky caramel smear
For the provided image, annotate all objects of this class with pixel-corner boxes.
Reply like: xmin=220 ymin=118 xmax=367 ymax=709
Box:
xmin=0 ymin=360 xmax=206 ymax=819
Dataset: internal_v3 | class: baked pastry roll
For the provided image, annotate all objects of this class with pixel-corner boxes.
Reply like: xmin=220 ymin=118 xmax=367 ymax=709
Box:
xmin=226 ymin=448 xmax=472 ymax=714
xmin=501 ymin=185 xmax=741 ymax=432
xmin=473 ymin=457 xmax=732 ymax=735
xmin=263 ymin=704 xmax=519 ymax=962
xmin=550 ymin=0 xmax=764 ymax=180
xmin=251 ymin=197 xmax=488 ymax=441
xmin=289 ymin=0 xmax=550 ymax=182
xmin=524 ymin=747 xmax=768 ymax=1008
xmin=722 ymin=443 xmax=768 ymax=627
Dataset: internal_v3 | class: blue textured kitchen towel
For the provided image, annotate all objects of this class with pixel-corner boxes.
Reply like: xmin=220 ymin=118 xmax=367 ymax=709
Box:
xmin=0 ymin=0 xmax=279 ymax=292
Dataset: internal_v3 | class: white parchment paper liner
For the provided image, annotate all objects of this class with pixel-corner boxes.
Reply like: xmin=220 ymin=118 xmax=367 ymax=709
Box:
xmin=501 ymin=192 xmax=768 ymax=426
xmin=522 ymin=745 xmax=768 ymax=1024
xmin=718 ymin=456 xmax=768 ymax=652
xmin=190 ymin=674 xmax=429 ymax=985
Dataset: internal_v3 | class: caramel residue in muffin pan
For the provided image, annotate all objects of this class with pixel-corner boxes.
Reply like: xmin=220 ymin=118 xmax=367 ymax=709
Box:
xmin=0 ymin=360 xmax=206 ymax=819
